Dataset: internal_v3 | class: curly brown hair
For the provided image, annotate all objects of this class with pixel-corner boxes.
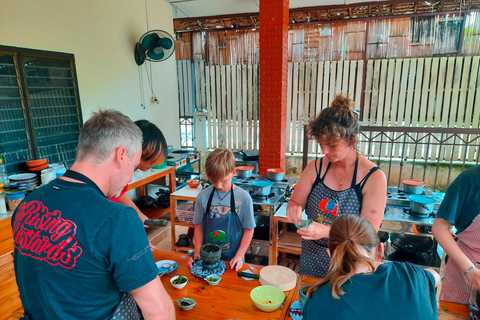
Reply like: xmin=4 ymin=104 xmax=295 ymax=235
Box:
xmin=308 ymin=94 xmax=359 ymax=149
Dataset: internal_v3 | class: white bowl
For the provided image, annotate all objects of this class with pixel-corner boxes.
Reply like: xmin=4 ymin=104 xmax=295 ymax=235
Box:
xmin=170 ymin=275 xmax=188 ymax=289
xmin=204 ymin=275 xmax=221 ymax=286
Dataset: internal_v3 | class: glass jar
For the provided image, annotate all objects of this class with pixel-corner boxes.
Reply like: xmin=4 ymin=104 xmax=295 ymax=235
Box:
xmin=5 ymin=191 xmax=25 ymax=212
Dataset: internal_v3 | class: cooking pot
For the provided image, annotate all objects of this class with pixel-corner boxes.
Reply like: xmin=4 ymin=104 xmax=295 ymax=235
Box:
xmin=408 ymin=195 xmax=436 ymax=215
xmin=403 ymin=180 xmax=427 ymax=194
xmin=390 ymin=233 xmax=435 ymax=252
xmin=267 ymin=168 xmax=284 ymax=181
xmin=236 ymin=166 xmax=254 ymax=178
xmin=252 ymin=180 xmax=273 ymax=197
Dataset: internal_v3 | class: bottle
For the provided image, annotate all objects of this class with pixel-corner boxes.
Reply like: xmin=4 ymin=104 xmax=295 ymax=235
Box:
xmin=0 ymin=158 xmax=9 ymax=187
xmin=0 ymin=183 xmax=6 ymax=214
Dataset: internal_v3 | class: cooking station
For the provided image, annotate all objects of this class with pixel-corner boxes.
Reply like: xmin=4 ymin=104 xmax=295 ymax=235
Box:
xmin=166 ymin=149 xmax=201 ymax=188
xmin=381 ymin=187 xmax=446 ymax=270
xmin=233 ymin=174 xmax=296 ymax=215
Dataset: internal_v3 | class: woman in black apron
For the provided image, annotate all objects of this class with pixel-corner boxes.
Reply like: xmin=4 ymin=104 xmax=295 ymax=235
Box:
xmin=287 ymin=95 xmax=387 ymax=277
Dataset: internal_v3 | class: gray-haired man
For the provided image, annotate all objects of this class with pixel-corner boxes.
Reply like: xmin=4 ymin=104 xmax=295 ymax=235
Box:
xmin=12 ymin=110 xmax=175 ymax=320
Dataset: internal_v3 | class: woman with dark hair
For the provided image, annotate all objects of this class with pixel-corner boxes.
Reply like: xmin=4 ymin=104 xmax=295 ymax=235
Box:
xmin=287 ymin=94 xmax=387 ymax=277
xmin=109 ymin=120 xmax=167 ymax=223
xmin=303 ymin=215 xmax=439 ymax=320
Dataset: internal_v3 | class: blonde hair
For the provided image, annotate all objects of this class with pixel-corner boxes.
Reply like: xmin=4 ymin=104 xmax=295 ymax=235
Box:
xmin=306 ymin=215 xmax=381 ymax=299
xmin=205 ymin=149 xmax=236 ymax=183
xmin=308 ymin=94 xmax=359 ymax=149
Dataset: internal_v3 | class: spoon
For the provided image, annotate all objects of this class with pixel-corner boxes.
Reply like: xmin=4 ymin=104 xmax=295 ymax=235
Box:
xmin=158 ymin=263 xmax=176 ymax=277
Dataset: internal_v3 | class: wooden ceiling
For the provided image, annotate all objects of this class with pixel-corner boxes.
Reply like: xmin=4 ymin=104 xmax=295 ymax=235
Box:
xmin=174 ymin=0 xmax=480 ymax=32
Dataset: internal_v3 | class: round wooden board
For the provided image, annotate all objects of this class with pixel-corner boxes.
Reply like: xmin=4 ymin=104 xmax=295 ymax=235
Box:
xmin=259 ymin=265 xmax=297 ymax=291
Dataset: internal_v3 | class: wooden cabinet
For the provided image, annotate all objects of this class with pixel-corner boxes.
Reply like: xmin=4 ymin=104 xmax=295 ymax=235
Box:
xmin=127 ymin=167 xmax=175 ymax=220
xmin=269 ymin=203 xmax=307 ymax=265
xmin=169 ymin=186 xmax=201 ymax=252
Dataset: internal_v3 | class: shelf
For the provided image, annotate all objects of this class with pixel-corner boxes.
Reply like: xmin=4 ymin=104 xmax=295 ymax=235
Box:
xmin=278 ymin=231 xmax=302 ymax=255
xmin=144 ymin=207 xmax=170 ymax=220
xmin=174 ymin=218 xmax=195 ymax=227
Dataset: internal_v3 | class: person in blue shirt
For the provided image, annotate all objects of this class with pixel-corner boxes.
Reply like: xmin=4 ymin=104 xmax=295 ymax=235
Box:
xmin=12 ymin=110 xmax=174 ymax=320
xmin=432 ymin=165 xmax=480 ymax=305
xmin=187 ymin=148 xmax=255 ymax=271
xmin=303 ymin=214 xmax=439 ymax=320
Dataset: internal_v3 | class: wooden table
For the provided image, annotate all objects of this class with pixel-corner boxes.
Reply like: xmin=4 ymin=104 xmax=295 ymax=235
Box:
xmin=127 ymin=167 xmax=175 ymax=219
xmin=152 ymin=250 xmax=297 ymax=320
xmin=169 ymin=187 xmax=202 ymax=252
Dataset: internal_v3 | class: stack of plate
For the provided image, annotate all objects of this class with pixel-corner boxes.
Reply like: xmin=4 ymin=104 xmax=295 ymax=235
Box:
xmin=8 ymin=173 xmax=40 ymax=187
xmin=26 ymin=159 xmax=49 ymax=172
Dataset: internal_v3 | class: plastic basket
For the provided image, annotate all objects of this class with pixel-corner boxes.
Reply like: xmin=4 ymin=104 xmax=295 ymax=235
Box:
xmin=176 ymin=202 xmax=195 ymax=222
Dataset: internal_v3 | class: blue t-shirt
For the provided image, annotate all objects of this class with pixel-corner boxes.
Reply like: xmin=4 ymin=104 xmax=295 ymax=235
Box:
xmin=303 ymin=262 xmax=437 ymax=320
xmin=193 ymin=185 xmax=255 ymax=229
xmin=12 ymin=178 xmax=158 ymax=320
xmin=436 ymin=165 xmax=480 ymax=233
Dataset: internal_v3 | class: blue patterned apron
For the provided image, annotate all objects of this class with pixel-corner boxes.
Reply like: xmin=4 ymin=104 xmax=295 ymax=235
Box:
xmin=299 ymin=157 xmax=379 ymax=277
xmin=203 ymin=186 xmax=243 ymax=261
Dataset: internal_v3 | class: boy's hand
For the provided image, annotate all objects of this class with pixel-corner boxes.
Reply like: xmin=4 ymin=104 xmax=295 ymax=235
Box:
xmin=230 ymin=255 xmax=244 ymax=271
xmin=187 ymin=254 xmax=200 ymax=269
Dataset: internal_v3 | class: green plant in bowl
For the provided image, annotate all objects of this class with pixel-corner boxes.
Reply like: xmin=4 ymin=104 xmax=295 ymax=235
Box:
xmin=204 ymin=275 xmax=221 ymax=286
xmin=170 ymin=275 xmax=188 ymax=289
xmin=250 ymin=285 xmax=285 ymax=312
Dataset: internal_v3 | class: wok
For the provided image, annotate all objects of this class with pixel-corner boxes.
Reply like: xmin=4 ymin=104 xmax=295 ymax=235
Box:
xmin=390 ymin=233 xmax=435 ymax=252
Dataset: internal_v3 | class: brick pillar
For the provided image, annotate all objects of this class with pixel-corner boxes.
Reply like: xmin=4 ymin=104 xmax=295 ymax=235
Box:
xmin=259 ymin=0 xmax=289 ymax=174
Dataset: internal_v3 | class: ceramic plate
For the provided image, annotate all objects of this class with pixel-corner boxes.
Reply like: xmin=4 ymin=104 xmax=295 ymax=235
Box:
xmin=156 ymin=260 xmax=177 ymax=274
xmin=8 ymin=173 xmax=37 ymax=181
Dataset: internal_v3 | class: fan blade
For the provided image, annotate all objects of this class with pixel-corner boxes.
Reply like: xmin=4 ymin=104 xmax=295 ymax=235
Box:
xmin=158 ymin=37 xmax=173 ymax=49
xmin=142 ymin=33 xmax=160 ymax=51
xmin=152 ymin=46 xmax=164 ymax=55
xmin=134 ymin=42 xmax=146 ymax=66
xmin=147 ymin=50 xmax=165 ymax=60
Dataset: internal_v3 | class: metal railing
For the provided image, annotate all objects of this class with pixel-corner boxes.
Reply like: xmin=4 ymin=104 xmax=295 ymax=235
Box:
xmin=303 ymin=126 xmax=480 ymax=191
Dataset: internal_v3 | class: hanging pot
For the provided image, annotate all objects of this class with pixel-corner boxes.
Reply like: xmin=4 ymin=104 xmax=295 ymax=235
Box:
xmin=236 ymin=166 xmax=254 ymax=178
xmin=403 ymin=180 xmax=427 ymax=194
xmin=408 ymin=195 xmax=436 ymax=215
xmin=267 ymin=168 xmax=284 ymax=181
xmin=252 ymin=180 xmax=273 ymax=196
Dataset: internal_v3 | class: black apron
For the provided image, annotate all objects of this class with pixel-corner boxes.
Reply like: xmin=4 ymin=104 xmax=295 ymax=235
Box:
xmin=63 ymin=170 xmax=144 ymax=320
xmin=300 ymin=157 xmax=379 ymax=277
xmin=203 ymin=186 xmax=243 ymax=261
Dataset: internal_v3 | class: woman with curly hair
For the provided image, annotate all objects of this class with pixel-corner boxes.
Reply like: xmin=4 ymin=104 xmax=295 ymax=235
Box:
xmin=287 ymin=94 xmax=387 ymax=277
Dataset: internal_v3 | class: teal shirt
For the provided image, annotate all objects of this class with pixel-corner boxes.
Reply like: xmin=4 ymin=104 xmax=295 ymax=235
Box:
xmin=436 ymin=165 xmax=480 ymax=233
xmin=303 ymin=262 xmax=437 ymax=320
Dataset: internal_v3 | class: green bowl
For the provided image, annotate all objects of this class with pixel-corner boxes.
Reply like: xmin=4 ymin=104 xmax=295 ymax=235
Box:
xmin=250 ymin=285 xmax=285 ymax=312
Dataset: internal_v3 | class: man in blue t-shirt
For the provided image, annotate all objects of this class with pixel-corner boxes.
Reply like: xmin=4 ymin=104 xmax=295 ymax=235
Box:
xmin=12 ymin=110 xmax=174 ymax=320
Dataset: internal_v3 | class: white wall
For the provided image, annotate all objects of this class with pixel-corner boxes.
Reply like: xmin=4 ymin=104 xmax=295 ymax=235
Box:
xmin=0 ymin=0 xmax=181 ymax=148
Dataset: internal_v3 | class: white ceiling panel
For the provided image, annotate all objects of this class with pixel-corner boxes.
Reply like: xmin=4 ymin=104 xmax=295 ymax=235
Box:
xmin=169 ymin=0 xmax=383 ymax=19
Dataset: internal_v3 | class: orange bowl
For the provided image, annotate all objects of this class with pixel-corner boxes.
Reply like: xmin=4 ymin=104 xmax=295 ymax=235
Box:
xmin=187 ymin=180 xmax=201 ymax=188
xmin=26 ymin=159 xmax=47 ymax=167
xmin=28 ymin=163 xmax=49 ymax=172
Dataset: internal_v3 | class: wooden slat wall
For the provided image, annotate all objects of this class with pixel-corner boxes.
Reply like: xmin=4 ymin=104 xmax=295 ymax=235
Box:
xmin=179 ymin=56 xmax=480 ymax=161
xmin=0 ymin=217 xmax=23 ymax=320
xmin=362 ymin=56 xmax=480 ymax=161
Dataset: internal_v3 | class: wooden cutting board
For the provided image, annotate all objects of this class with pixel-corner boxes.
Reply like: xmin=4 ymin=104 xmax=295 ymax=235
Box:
xmin=259 ymin=265 xmax=297 ymax=291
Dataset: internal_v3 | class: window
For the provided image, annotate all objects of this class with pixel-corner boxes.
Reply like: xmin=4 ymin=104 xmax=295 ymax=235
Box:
xmin=0 ymin=46 xmax=82 ymax=174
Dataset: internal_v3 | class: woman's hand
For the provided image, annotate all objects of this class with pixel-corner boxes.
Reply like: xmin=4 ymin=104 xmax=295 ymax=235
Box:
xmin=230 ymin=255 xmax=244 ymax=271
xmin=466 ymin=267 xmax=480 ymax=291
xmin=297 ymin=222 xmax=330 ymax=241
xmin=287 ymin=200 xmax=303 ymax=226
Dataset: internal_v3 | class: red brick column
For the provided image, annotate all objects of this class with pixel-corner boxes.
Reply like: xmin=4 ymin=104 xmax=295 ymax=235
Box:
xmin=259 ymin=0 xmax=289 ymax=174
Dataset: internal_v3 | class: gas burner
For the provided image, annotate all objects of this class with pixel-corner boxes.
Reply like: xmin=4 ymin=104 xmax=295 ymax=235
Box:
xmin=250 ymin=191 xmax=276 ymax=200
xmin=403 ymin=208 xmax=435 ymax=218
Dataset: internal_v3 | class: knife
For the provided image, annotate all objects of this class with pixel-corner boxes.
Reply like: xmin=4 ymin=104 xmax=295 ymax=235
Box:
xmin=237 ymin=271 xmax=259 ymax=279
